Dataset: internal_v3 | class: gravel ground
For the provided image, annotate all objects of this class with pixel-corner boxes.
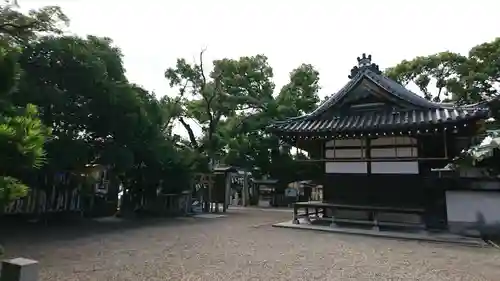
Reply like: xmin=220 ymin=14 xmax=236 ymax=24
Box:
xmin=2 ymin=208 xmax=500 ymax=281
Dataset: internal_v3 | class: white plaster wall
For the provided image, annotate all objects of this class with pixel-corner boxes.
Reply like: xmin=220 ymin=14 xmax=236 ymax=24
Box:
xmin=371 ymin=136 xmax=416 ymax=146
xmin=325 ymin=148 xmax=364 ymax=158
xmin=446 ymin=191 xmax=500 ymax=224
xmin=325 ymin=162 xmax=367 ymax=174
xmin=325 ymin=139 xmax=365 ymax=147
xmin=370 ymin=147 xmax=418 ymax=158
xmin=371 ymin=161 xmax=419 ymax=174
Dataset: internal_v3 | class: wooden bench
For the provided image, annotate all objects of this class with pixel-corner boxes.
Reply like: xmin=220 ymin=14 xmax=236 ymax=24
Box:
xmin=292 ymin=201 xmax=425 ymax=230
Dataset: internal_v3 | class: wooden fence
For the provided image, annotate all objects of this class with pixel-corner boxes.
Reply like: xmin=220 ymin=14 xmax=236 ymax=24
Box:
xmin=2 ymin=187 xmax=82 ymax=218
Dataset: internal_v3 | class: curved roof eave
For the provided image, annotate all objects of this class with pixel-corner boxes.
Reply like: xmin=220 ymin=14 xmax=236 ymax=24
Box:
xmin=268 ymin=70 xmax=366 ymax=125
xmin=269 ymin=70 xmax=489 ymax=127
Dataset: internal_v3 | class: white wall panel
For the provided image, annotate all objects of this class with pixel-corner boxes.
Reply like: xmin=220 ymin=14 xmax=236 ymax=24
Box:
xmin=370 ymin=148 xmax=396 ymax=158
xmin=396 ymin=147 xmax=418 ymax=157
xmin=371 ymin=161 xmax=419 ymax=174
xmin=325 ymin=162 xmax=367 ymax=174
xmin=370 ymin=147 xmax=418 ymax=158
xmin=446 ymin=191 xmax=500 ymax=224
xmin=325 ymin=148 xmax=364 ymax=159
xmin=325 ymin=139 xmax=365 ymax=147
xmin=371 ymin=136 xmax=416 ymax=146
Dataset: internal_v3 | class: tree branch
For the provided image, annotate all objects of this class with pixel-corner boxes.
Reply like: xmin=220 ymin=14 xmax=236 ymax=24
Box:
xmin=199 ymin=48 xmax=207 ymax=89
xmin=179 ymin=117 xmax=200 ymax=150
xmin=198 ymin=49 xmax=218 ymax=145
xmin=179 ymin=80 xmax=189 ymax=97
xmin=232 ymin=114 xmax=257 ymax=132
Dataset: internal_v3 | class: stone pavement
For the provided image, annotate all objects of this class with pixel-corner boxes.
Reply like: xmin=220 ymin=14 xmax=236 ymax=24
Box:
xmin=1 ymin=208 xmax=500 ymax=280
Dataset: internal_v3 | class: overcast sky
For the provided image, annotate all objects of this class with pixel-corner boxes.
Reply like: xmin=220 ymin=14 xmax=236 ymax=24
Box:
xmin=21 ymin=0 xmax=500 ymax=135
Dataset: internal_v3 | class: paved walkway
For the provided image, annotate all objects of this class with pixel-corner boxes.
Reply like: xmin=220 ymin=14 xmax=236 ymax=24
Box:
xmin=2 ymin=208 xmax=500 ymax=280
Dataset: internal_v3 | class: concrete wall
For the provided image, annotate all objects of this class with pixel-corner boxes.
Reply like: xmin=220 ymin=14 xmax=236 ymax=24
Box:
xmin=446 ymin=190 xmax=500 ymax=235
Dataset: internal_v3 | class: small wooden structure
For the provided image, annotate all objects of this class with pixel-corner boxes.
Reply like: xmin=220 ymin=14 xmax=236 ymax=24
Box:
xmin=141 ymin=191 xmax=191 ymax=216
xmin=82 ymin=164 xmax=118 ymax=217
xmin=216 ymin=166 xmax=254 ymax=207
xmin=191 ymin=168 xmax=234 ymax=213
xmin=252 ymin=178 xmax=279 ymax=207
xmin=213 ymin=166 xmax=239 ymax=211
xmin=267 ymin=54 xmax=493 ymax=232
xmin=192 ymin=173 xmax=215 ymax=213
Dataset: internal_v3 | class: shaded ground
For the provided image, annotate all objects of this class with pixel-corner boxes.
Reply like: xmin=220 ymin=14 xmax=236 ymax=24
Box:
xmin=1 ymin=208 xmax=500 ymax=280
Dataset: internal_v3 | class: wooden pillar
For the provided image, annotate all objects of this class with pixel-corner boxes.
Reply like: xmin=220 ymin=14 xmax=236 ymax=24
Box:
xmin=443 ymin=131 xmax=448 ymax=159
xmin=1 ymin=258 xmax=39 ymax=281
xmin=224 ymin=172 xmax=231 ymax=212
xmin=365 ymin=137 xmax=371 ymax=174
xmin=207 ymin=174 xmax=213 ymax=212
xmin=242 ymin=170 xmax=249 ymax=207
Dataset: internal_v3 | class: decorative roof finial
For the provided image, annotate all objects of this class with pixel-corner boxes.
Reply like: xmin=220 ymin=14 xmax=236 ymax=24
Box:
xmin=348 ymin=53 xmax=382 ymax=79
xmin=357 ymin=53 xmax=372 ymax=67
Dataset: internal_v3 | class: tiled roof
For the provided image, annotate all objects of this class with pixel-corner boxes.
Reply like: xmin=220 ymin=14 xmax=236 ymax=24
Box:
xmin=267 ymin=54 xmax=491 ymax=135
xmin=268 ymin=107 xmax=489 ymax=134
xmin=306 ymin=69 xmax=446 ymax=119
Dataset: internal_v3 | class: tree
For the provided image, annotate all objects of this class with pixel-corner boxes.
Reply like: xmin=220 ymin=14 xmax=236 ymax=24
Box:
xmin=164 ymin=51 xmax=275 ymax=170
xmin=219 ymin=63 xmax=322 ymax=182
xmin=385 ymin=37 xmax=500 ymax=104
xmin=385 ymin=52 xmax=470 ymax=102
xmin=467 ymin=38 xmax=500 ymax=99
xmin=275 ymin=63 xmax=320 ymax=117
xmin=16 ymin=34 xmax=192 ymax=209
xmin=0 ymin=1 xmax=66 ymax=207
xmin=17 ymin=35 xmax=123 ymax=172
xmin=0 ymin=0 xmax=68 ymax=44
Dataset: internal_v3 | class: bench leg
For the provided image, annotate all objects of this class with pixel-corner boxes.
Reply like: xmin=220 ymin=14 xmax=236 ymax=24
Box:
xmin=372 ymin=211 xmax=380 ymax=231
xmin=304 ymin=207 xmax=311 ymax=223
xmin=292 ymin=206 xmax=299 ymax=224
xmin=329 ymin=208 xmax=337 ymax=228
xmin=329 ymin=217 xmax=337 ymax=228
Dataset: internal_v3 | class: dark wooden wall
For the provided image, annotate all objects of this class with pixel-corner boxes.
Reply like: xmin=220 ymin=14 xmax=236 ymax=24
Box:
xmin=323 ymin=174 xmax=425 ymax=208
xmin=322 ymin=174 xmax=448 ymax=228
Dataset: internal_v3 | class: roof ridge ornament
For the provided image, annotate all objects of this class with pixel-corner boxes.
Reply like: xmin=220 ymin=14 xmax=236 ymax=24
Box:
xmin=348 ymin=53 xmax=382 ymax=79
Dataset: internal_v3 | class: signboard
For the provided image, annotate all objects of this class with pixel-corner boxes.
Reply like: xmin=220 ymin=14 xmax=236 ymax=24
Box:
xmin=285 ymin=187 xmax=298 ymax=198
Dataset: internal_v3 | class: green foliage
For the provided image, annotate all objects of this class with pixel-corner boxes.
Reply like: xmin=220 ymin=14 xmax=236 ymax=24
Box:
xmin=385 ymin=52 xmax=470 ymax=102
xmin=0 ymin=104 xmax=49 ymax=171
xmin=276 ymin=63 xmax=320 ymax=117
xmin=0 ymin=2 xmax=193 ymax=214
xmin=164 ymin=51 xmax=323 ymax=180
xmin=164 ymin=51 xmax=276 ymax=168
xmin=0 ymin=1 xmax=61 ymax=207
xmin=0 ymin=0 xmax=69 ymax=44
xmin=15 ymin=34 xmax=193 ymax=198
xmin=0 ymin=176 xmax=28 ymax=206
xmin=385 ymin=38 xmax=500 ymax=104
